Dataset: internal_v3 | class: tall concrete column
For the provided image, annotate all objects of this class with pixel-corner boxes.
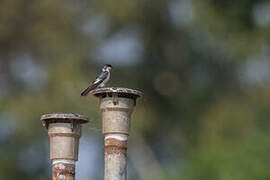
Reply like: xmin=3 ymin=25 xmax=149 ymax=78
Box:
xmin=92 ymin=87 xmax=142 ymax=180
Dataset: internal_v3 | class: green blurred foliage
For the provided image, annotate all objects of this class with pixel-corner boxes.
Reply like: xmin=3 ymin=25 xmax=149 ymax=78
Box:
xmin=1 ymin=0 xmax=270 ymax=179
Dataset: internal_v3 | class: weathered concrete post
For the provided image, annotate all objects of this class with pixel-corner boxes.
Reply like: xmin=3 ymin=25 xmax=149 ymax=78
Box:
xmin=41 ymin=113 xmax=88 ymax=180
xmin=92 ymin=87 xmax=142 ymax=180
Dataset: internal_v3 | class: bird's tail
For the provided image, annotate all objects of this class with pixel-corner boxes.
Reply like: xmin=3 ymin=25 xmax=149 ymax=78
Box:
xmin=80 ymin=84 xmax=98 ymax=96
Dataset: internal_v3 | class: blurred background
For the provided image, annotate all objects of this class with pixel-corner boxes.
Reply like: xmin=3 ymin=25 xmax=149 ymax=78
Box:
xmin=1 ymin=0 xmax=270 ymax=179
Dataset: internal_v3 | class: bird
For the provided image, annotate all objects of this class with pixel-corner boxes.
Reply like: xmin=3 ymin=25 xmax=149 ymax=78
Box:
xmin=81 ymin=64 xmax=112 ymax=96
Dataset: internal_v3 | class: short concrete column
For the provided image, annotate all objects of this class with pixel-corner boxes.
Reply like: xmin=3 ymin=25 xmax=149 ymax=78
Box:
xmin=41 ymin=113 xmax=88 ymax=180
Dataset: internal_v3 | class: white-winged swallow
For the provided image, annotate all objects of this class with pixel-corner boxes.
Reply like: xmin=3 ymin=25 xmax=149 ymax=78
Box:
xmin=81 ymin=64 xmax=112 ymax=96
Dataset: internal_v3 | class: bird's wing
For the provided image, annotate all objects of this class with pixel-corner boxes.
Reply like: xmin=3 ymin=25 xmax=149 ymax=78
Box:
xmin=93 ymin=71 xmax=108 ymax=84
xmin=81 ymin=71 xmax=108 ymax=96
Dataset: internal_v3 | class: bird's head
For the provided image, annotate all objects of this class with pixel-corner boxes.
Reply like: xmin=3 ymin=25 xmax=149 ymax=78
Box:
xmin=102 ymin=64 xmax=112 ymax=71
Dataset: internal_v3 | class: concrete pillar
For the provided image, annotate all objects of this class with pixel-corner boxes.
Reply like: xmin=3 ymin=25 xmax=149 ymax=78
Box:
xmin=92 ymin=87 xmax=142 ymax=180
xmin=41 ymin=113 xmax=88 ymax=180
